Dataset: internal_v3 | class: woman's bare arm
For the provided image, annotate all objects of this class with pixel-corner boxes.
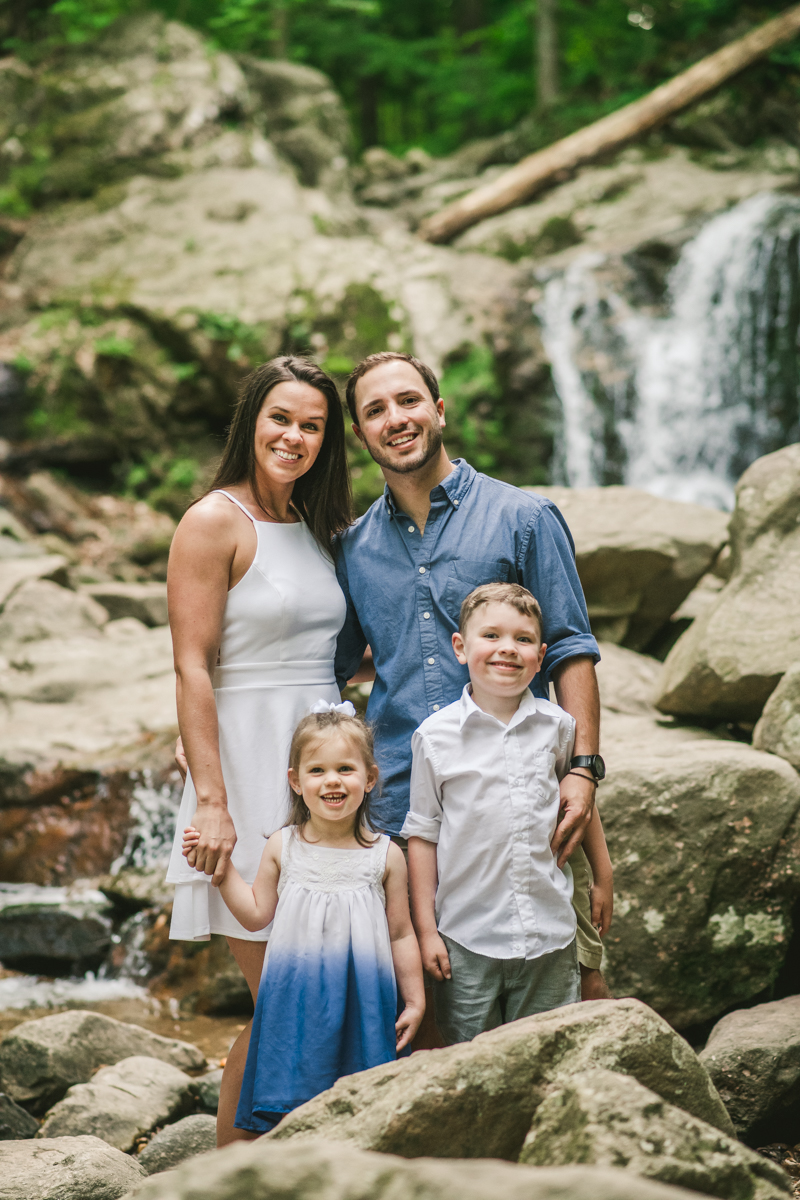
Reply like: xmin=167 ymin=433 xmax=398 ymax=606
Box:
xmin=168 ymin=494 xmax=256 ymax=884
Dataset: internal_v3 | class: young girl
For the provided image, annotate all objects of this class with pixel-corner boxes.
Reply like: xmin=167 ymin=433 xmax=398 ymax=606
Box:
xmin=182 ymin=701 xmax=425 ymax=1134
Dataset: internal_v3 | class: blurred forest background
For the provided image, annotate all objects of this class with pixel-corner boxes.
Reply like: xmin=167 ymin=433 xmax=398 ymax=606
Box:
xmin=4 ymin=0 xmax=800 ymax=173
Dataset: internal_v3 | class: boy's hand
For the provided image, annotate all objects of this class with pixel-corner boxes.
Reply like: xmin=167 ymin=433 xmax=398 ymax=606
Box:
xmin=590 ymin=876 xmax=613 ymax=937
xmin=395 ymin=1002 xmax=425 ymax=1052
xmin=419 ymin=932 xmax=452 ymax=981
xmin=181 ymin=826 xmax=200 ymax=859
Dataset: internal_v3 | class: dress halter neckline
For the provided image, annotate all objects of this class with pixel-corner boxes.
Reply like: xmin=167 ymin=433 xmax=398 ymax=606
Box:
xmin=212 ymin=488 xmax=301 ymax=526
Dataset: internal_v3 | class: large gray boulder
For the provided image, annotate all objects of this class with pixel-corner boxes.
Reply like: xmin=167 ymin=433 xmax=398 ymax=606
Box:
xmin=700 ymin=996 xmax=800 ymax=1141
xmin=595 ymin=641 xmax=661 ymax=714
xmin=38 ymin=1056 xmax=198 ymax=1151
xmin=85 ymin=582 xmax=168 ymax=628
xmin=753 ymin=663 xmax=800 ymax=769
xmin=0 ymin=1134 xmax=144 ymax=1199
xmin=531 ymin=485 xmax=728 ymax=650
xmin=520 ymin=1069 xmax=789 ymax=1200
xmin=597 ymin=723 xmax=800 ymax=1028
xmin=267 ymin=998 xmax=734 ymax=1157
xmin=656 ymin=444 xmax=800 ymax=722
xmin=137 ymin=1113 xmax=217 ymax=1175
xmin=0 ymin=882 xmax=113 ymax=973
xmin=115 ymin=1136 xmax=711 ymax=1200
xmin=0 ymin=579 xmax=108 ymax=645
xmin=0 ymin=1010 xmax=204 ymax=1113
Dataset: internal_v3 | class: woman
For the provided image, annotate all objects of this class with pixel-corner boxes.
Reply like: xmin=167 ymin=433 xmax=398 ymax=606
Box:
xmin=165 ymin=356 xmax=351 ymax=1145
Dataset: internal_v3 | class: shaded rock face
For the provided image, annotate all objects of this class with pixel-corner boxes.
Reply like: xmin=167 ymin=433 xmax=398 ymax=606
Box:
xmin=0 ymin=1092 xmax=39 ymax=1139
xmin=37 ymin=1055 xmax=198 ymax=1151
xmin=119 ymin=1135 xmax=709 ymax=1200
xmin=657 ymin=444 xmax=800 ymax=722
xmin=267 ymin=998 xmax=734 ymax=1157
xmin=753 ymin=663 xmax=800 ymax=769
xmin=532 ymin=485 xmax=728 ymax=649
xmin=137 ymin=1112 xmax=217 ymax=1174
xmin=0 ymin=1134 xmax=145 ymax=1200
xmin=0 ymin=1008 xmax=204 ymax=1113
xmin=0 ymin=881 xmax=112 ymax=974
xmin=84 ymin=582 xmax=167 ymax=628
xmin=520 ymin=1068 xmax=789 ymax=1200
xmin=700 ymin=996 xmax=800 ymax=1144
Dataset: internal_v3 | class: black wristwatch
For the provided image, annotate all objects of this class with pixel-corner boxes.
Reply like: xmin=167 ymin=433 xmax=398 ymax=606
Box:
xmin=570 ymin=754 xmax=606 ymax=782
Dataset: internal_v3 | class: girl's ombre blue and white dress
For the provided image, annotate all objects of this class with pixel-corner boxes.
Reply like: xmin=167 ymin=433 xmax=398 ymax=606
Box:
xmin=235 ymin=826 xmax=398 ymax=1133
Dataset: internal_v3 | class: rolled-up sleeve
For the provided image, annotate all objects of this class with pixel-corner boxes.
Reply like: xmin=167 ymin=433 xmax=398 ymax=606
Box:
xmin=334 ymin=543 xmax=368 ymax=692
xmin=521 ymin=503 xmax=600 ymax=686
xmin=400 ymin=730 xmax=443 ymax=842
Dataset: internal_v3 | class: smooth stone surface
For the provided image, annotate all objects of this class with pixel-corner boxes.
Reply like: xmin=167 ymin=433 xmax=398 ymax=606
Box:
xmin=531 ymin=486 xmax=728 ymax=650
xmin=118 ymin=1135 xmax=710 ymax=1200
xmin=266 ymin=998 xmax=734 ymax=1156
xmin=0 ymin=1009 xmax=204 ymax=1113
xmin=657 ymin=444 xmax=800 ymax=722
xmin=85 ymin=582 xmax=168 ymax=628
xmin=0 ymin=579 xmax=108 ymax=645
xmin=196 ymin=1069 xmax=223 ymax=1114
xmin=595 ymin=641 xmax=661 ymax=714
xmin=38 ymin=1056 xmax=198 ymax=1151
xmin=520 ymin=1068 xmax=789 ymax=1200
xmin=0 ymin=1134 xmax=145 ymax=1199
xmin=138 ymin=1113 xmax=218 ymax=1175
xmin=0 ymin=1091 xmax=39 ymax=1139
xmin=0 ymin=556 xmax=68 ymax=608
xmin=700 ymin=996 xmax=800 ymax=1141
xmin=753 ymin=663 xmax=800 ymax=769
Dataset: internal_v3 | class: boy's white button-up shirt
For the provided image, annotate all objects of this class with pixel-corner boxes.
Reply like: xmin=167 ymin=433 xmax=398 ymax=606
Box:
xmin=401 ymin=685 xmax=577 ymax=961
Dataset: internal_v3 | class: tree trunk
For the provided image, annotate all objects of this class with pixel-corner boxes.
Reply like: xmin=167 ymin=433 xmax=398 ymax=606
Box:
xmin=537 ymin=0 xmax=558 ymax=110
xmin=421 ymin=3 xmax=800 ymax=243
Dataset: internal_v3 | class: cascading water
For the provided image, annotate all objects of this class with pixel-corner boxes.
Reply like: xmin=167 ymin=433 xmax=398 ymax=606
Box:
xmin=539 ymin=192 xmax=800 ymax=508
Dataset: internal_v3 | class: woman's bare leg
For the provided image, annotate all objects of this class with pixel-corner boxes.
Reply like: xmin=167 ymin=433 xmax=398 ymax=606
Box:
xmin=216 ymin=937 xmax=267 ymax=1147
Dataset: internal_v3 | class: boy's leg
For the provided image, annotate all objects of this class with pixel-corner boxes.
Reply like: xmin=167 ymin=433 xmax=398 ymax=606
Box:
xmin=432 ymin=935 xmax=503 ymax=1045
xmin=570 ymin=845 xmax=610 ymax=1000
xmin=502 ymin=939 xmax=580 ymax=1023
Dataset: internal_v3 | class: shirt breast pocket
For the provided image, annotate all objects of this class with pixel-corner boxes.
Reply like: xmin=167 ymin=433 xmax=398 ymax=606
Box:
xmin=442 ymin=558 xmax=513 ymax=626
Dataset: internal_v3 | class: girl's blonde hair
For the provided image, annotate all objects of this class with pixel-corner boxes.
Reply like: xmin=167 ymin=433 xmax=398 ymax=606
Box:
xmin=287 ymin=709 xmax=379 ymax=846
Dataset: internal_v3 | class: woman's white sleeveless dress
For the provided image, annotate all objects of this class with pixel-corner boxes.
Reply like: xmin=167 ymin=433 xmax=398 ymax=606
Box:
xmin=166 ymin=491 xmax=347 ymax=941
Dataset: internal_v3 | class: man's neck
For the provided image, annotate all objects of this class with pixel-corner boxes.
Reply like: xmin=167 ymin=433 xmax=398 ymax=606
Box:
xmin=384 ymin=447 xmax=454 ymax=532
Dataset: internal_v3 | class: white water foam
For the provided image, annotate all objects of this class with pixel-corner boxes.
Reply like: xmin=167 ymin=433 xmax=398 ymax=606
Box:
xmin=0 ymin=973 xmax=148 ymax=1009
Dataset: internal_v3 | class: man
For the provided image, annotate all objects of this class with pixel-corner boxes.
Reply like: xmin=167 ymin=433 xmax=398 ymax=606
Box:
xmin=334 ymin=351 xmax=611 ymax=998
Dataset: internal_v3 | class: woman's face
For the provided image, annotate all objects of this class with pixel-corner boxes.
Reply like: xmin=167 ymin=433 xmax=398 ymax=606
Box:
xmin=254 ymin=381 xmax=328 ymax=489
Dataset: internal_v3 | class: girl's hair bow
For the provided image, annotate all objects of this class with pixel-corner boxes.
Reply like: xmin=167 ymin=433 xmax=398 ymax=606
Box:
xmin=309 ymin=699 xmax=357 ymax=717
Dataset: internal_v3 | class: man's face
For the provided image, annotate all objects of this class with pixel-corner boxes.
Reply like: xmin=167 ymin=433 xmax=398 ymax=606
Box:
xmin=352 ymin=361 xmax=446 ymax=475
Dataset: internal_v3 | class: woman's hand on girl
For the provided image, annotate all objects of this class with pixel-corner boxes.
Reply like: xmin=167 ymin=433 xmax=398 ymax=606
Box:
xmin=395 ymin=1001 xmax=425 ymax=1052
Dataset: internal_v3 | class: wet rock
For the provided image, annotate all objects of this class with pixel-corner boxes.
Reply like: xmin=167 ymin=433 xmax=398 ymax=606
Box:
xmin=0 ymin=1009 xmax=204 ymax=1113
xmin=0 ymin=579 xmax=108 ymax=645
xmin=753 ymin=663 xmax=800 ymax=769
xmin=700 ymin=996 xmax=800 ymax=1142
xmin=0 ymin=1091 xmax=38 ymax=1138
xmin=532 ymin=485 xmax=728 ymax=650
xmin=520 ymin=1068 xmax=789 ymax=1200
xmin=597 ymin=724 xmax=800 ymax=1027
xmin=115 ymin=1135 xmax=709 ymax=1200
xmin=0 ymin=881 xmax=112 ymax=973
xmin=38 ymin=1055 xmax=198 ymax=1151
xmin=0 ymin=1134 xmax=145 ymax=1200
xmin=137 ymin=1113 xmax=217 ymax=1174
xmin=267 ymin=998 xmax=734 ymax=1156
xmin=84 ymin=582 xmax=168 ymax=628
xmin=196 ymin=1068 xmax=223 ymax=1114
xmin=657 ymin=444 xmax=800 ymax=722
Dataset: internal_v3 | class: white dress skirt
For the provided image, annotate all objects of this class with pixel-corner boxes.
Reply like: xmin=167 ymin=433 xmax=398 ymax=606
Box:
xmin=166 ymin=491 xmax=347 ymax=941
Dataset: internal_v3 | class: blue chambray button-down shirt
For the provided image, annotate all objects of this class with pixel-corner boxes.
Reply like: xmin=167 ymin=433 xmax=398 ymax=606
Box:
xmin=334 ymin=458 xmax=599 ymax=835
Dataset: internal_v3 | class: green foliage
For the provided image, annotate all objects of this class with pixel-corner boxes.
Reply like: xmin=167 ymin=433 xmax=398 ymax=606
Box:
xmin=124 ymin=452 xmax=202 ymax=517
xmin=440 ymin=342 xmax=505 ymax=473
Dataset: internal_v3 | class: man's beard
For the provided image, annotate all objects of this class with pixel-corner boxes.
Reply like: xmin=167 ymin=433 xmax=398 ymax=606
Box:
xmin=365 ymin=422 xmax=444 ymax=475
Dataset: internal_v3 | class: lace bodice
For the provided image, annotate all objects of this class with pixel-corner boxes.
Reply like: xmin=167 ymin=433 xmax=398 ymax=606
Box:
xmin=278 ymin=827 xmax=389 ymax=904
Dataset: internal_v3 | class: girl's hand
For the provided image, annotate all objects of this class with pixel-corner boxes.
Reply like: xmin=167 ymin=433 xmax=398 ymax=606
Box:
xmin=419 ymin=932 xmax=451 ymax=981
xmin=590 ymin=875 xmax=613 ymax=937
xmin=396 ymin=1002 xmax=425 ymax=1052
xmin=182 ymin=826 xmax=201 ymax=859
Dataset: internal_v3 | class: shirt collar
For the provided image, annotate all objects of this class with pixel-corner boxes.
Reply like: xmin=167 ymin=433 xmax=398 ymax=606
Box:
xmin=384 ymin=457 xmax=475 ymax=516
xmin=458 ymin=682 xmax=540 ymax=730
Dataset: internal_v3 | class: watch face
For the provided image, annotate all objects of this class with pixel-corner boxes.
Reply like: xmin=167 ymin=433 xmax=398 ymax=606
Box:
xmin=594 ymin=755 xmax=606 ymax=780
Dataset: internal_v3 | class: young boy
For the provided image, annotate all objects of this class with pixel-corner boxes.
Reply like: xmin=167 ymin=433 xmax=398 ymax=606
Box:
xmin=402 ymin=582 xmax=613 ymax=1044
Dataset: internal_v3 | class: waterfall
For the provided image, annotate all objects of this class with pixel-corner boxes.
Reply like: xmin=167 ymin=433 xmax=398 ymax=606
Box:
xmin=539 ymin=192 xmax=800 ymax=508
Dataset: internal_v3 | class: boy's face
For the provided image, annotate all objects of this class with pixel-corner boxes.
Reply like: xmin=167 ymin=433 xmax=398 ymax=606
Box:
xmin=452 ymin=601 xmax=546 ymax=702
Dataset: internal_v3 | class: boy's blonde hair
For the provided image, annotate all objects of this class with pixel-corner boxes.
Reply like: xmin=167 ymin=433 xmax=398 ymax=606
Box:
xmin=287 ymin=709 xmax=379 ymax=846
xmin=459 ymin=582 xmax=544 ymax=638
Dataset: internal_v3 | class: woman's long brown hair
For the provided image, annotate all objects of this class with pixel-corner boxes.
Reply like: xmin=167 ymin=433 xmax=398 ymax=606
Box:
xmin=207 ymin=357 xmax=352 ymax=548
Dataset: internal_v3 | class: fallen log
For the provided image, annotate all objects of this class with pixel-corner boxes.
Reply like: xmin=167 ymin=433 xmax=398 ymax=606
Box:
xmin=420 ymin=3 xmax=800 ymax=244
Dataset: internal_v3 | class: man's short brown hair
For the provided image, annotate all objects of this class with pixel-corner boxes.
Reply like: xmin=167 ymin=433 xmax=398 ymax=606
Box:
xmin=345 ymin=352 xmax=440 ymax=424
xmin=459 ymin=582 xmax=544 ymax=639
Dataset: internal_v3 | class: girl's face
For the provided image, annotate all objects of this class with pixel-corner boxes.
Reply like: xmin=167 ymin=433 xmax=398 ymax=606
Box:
xmin=288 ymin=730 xmax=376 ymax=829
xmin=254 ymin=381 xmax=328 ymax=491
